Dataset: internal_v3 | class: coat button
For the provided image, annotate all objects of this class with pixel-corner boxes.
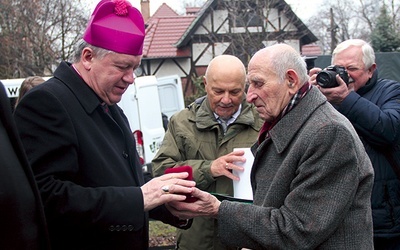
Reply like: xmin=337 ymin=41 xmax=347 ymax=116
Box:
xmin=122 ymin=151 xmax=128 ymax=158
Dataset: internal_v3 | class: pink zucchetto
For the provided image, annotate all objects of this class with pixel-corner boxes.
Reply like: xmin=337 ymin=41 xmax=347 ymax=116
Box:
xmin=83 ymin=0 xmax=145 ymax=56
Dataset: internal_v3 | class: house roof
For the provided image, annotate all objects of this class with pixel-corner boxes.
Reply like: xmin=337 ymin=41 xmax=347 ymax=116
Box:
xmin=185 ymin=7 xmax=202 ymax=15
xmin=176 ymin=0 xmax=318 ymax=47
xmin=147 ymin=3 xmax=179 ymax=23
xmin=274 ymin=0 xmax=318 ymax=45
xmin=143 ymin=0 xmax=319 ymax=59
xmin=174 ymin=0 xmax=213 ymax=48
xmin=143 ymin=3 xmax=195 ymax=58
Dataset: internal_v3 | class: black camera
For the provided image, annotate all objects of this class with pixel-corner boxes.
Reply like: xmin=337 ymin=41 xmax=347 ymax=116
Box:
xmin=316 ymin=65 xmax=349 ymax=88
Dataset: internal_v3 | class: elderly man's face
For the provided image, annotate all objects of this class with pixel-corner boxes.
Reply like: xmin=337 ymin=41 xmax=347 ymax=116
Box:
xmin=246 ymin=59 xmax=292 ymax=122
xmin=333 ymin=46 xmax=374 ymax=91
xmin=86 ymin=50 xmax=142 ymax=105
xmin=204 ymin=69 xmax=245 ymax=120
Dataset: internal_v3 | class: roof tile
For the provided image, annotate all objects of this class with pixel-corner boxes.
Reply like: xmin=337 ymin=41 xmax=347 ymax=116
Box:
xmin=144 ymin=3 xmax=195 ymax=58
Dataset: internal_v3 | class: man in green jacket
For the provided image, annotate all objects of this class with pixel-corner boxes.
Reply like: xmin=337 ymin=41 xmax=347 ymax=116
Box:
xmin=152 ymin=55 xmax=263 ymax=250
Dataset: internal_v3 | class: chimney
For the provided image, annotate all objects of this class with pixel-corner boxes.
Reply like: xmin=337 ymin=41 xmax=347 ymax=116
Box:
xmin=141 ymin=0 xmax=150 ymax=23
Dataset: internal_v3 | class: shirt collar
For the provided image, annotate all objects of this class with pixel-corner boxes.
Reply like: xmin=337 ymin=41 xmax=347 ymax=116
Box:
xmin=214 ymin=104 xmax=242 ymax=126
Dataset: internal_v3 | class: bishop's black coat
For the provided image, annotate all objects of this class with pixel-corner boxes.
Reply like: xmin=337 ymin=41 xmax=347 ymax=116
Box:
xmin=14 ymin=62 xmax=185 ymax=250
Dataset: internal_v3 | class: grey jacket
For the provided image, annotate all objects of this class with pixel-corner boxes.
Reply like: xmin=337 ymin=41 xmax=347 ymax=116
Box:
xmin=218 ymin=87 xmax=374 ymax=249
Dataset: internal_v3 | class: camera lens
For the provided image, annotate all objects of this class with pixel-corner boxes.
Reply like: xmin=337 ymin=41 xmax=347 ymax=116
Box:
xmin=316 ymin=71 xmax=338 ymax=88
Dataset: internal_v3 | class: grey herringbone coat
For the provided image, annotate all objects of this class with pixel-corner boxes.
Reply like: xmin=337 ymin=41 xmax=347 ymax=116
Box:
xmin=218 ymin=87 xmax=374 ymax=249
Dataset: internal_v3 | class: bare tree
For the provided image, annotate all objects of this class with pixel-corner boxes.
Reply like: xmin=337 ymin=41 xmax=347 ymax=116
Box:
xmin=0 ymin=0 xmax=43 ymax=78
xmin=386 ymin=0 xmax=400 ymax=31
xmin=0 ymin=0 xmax=88 ymax=78
xmin=306 ymin=0 xmax=366 ymax=54
xmin=45 ymin=0 xmax=88 ymax=62
xmin=306 ymin=0 xmax=400 ymax=54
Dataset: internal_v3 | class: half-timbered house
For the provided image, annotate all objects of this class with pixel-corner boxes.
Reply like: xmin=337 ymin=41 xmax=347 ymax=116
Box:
xmin=140 ymin=0 xmax=318 ymax=96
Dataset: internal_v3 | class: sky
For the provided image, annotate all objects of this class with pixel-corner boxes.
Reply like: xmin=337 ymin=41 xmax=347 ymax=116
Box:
xmin=285 ymin=0 xmax=324 ymax=21
xmin=87 ymin=0 xmax=323 ymax=22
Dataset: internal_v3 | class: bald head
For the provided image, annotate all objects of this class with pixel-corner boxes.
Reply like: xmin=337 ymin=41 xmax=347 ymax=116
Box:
xmin=250 ymin=44 xmax=308 ymax=84
xmin=252 ymin=44 xmax=292 ymax=63
xmin=205 ymin=55 xmax=246 ymax=85
xmin=246 ymin=44 xmax=309 ymax=121
xmin=203 ymin=55 xmax=246 ymax=119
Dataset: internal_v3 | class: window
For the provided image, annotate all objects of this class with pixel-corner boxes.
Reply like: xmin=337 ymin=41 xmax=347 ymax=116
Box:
xmin=232 ymin=8 xmax=263 ymax=28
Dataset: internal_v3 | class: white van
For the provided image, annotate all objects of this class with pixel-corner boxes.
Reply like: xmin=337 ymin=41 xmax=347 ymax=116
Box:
xmin=2 ymin=77 xmax=51 ymax=110
xmin=157 ymin=75 xmax=186 ymax=120
xmin=2 ymin=75 xmax=185 ymax=174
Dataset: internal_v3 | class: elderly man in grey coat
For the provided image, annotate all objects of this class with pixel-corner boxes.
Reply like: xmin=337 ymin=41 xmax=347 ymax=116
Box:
xmin=166 ymin=43 xmax=374 ymax=249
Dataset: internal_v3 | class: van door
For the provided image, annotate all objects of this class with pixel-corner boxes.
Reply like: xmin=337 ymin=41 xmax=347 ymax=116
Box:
xmin=118 ymin=76 xmax=165 ymax=170
xmin=157 ymin=75 xmax=185 ymax=120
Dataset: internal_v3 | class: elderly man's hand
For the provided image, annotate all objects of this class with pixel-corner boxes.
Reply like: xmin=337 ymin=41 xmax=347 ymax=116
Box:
xmin=309 ymin=67 xmax=353 ymax=105
xmin=210 ymin=150 xmax=246 ymax=181
xmin=317 ymin=75 xmax=353 ymax=105
xmin=308 ymin=67 xmax=322 ymax=86
xmin=166 ymin=187 xmax=221 ymax=219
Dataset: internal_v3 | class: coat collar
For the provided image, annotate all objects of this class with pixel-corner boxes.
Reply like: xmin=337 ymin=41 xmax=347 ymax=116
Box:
xmin=268 ymin=86 xmax=327 ymax=154
xmin=357 ymin=69 xmax=378 ymax=96
xmin=53 ymin=61 xmax=101 ymax=115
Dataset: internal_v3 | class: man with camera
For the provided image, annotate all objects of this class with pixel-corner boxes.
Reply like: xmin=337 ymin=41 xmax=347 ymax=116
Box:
xmin=309 ymin=39 xmax=400 ymax=250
